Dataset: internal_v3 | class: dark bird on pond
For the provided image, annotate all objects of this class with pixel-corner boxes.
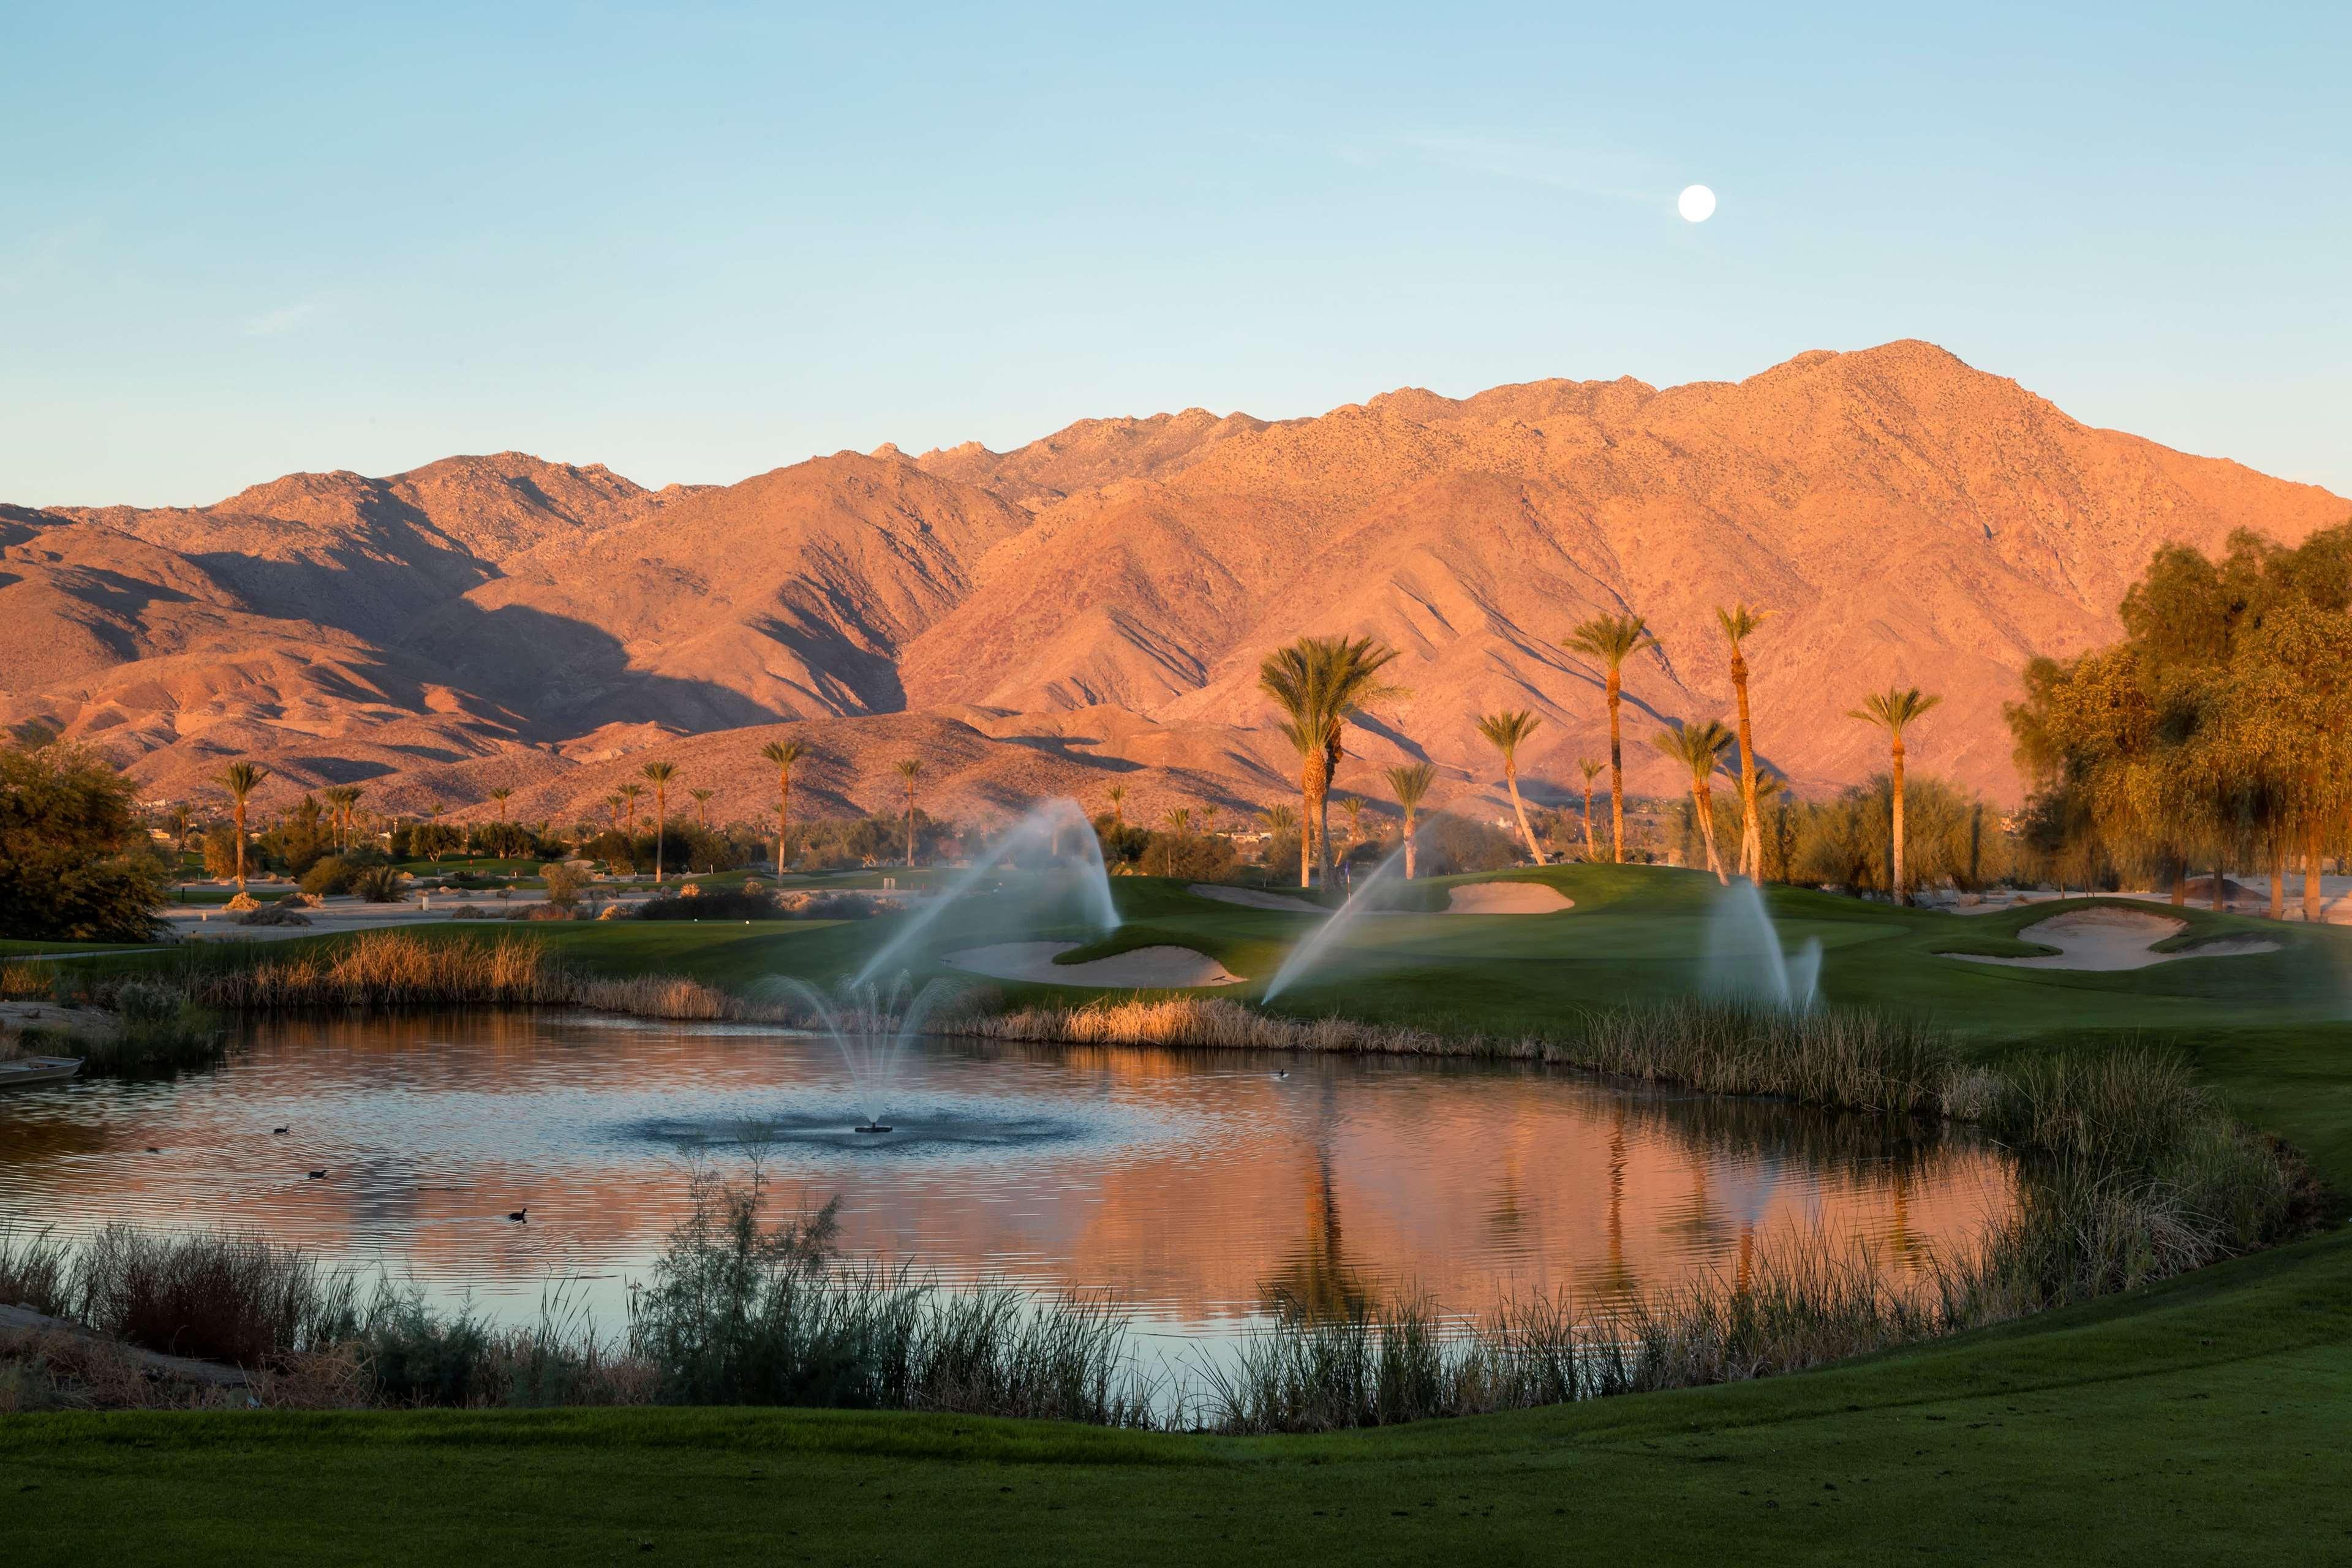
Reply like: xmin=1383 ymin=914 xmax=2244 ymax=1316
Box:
xmin=508 ymin=1208 xmax=528 ymax=1223
xmin=1275 ymin=1071 xmax=1289 ymax=1080
xmin=272 ymin=1127 xmax=288 ymax=1136
xmin=145 ymin=1146 xmax=160 ymax=1153
xmin=308 ymin=1169 xmax=327 ymax=1179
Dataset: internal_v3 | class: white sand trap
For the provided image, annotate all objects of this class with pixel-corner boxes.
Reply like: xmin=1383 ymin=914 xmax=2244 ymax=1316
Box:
xmin=943 ymin=941 xmax=1243 ymax=988
xmin=1948 ymin=908 xmax=2280 ymax=971
xmin=1189 ymin=884 xmax=1321 ymax=913
xmin=1444 ymin=882 xmax=1575 ymax=915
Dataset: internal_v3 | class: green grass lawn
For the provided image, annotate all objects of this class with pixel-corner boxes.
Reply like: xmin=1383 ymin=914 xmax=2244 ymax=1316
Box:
xmin=13 ymin=864 xmax=2352 ymax=1564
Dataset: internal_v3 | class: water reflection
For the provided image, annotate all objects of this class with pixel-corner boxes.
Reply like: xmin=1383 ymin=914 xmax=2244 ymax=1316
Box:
xmin=0 ymin=1012 xmax=2016 ymax=1339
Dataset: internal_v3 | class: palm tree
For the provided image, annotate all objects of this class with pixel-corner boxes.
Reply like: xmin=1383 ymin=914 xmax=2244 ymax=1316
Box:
xmin=602 ymin=793 xmax=624 ymax=832
xmin=1849 ymin=687 xmax=1943 ymax=905
xmin=1565 ymin=614 xmax=1660 ymax=863
xmin=1715 ymin=603 xmax=1772 ymax=880
xmin=1104 ymin=783 xmax=1127 ymax=831
xmin=758 ymin=738 xmax=808 ymax=876
xmin=1651 ymin=720 xmax=1735 ymax=884
xmin=894 ymin=759 xmax=924 ymax=867
xmin=1159 ymin=807 xmax=1195 ymax=878
xmin=1475 ymin=710 xmax=1548 ymax=866
xmin=489 ymin=786 xmax=511 ymax=824
xmin=1577 ymin=758 xmax=1604 ymax=860
xmin=640 ymin=761 xmax=677 ymax=883
xmin=219 ymin=761 xmax=265 ymax=890
xmin=690 ymin=788 xmax=713 ymax=832
xmin=1258 ymin=635 xmax=1404 ymax=889
xmin=619 ymin=783 xmax=644 ymax=839
xmin=1258 ymin=803 xmax=1297 ymax=839
xmin=167 ymin=802 xmax=194 ymax=856
xmin=1384 ymin=761 xmax=1436 ymax=879
xmin=1337 ymin=796 xmax=1364 ymax=850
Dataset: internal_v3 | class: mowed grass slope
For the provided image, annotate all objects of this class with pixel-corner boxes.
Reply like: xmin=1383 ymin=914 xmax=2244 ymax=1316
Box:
xmin=10 ymin=864 xmax=2352 ymax=1564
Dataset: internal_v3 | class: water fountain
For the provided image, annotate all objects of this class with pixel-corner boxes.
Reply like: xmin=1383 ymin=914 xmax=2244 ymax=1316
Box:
xmin=1702 ymin=880 xmax=1821 ymax=1011
xmin=1261 ymin=843 xmax=1414 ymax=1002
xmin=761 ymin=973 xmax=958 ymax=1133
xmin=851 ymin=797 xmax=1119 ymax=986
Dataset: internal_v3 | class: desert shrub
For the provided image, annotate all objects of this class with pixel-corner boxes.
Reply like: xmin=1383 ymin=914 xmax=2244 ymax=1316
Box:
xmin=1789 ymin=774 xmax=2018 ymax=893
xmin=355 ymin=1286 xmax=497 ymax=1406
xmin=349 ymin=864 xmax=408 ymax=903
xmin=540 ymin=862 xmax=589 ymax=909
xmin=235 ymin=900 xmax=311 ymax=927
xmin=1411 ymin=812 xmax=1521 ymax=877
xmin=635 ymin=886 xmax=782 ymax=921
xmin=301 ymin=856 xmax=361 ymax=895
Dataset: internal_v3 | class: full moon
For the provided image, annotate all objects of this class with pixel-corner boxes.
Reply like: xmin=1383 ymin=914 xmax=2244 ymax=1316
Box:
xmin=1677 ymin=184 xmax=1717 ymax=222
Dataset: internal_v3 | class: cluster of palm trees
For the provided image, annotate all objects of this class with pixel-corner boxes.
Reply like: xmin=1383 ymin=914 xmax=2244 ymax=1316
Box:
xmin=1256 ymin=614 xmax=1944 ymax=901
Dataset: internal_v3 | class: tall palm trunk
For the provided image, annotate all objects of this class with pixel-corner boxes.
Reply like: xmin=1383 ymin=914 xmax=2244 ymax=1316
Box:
xmin=1504 ymin=760 xmax=1545 ymax=866
xmin=1729 ymin=645 xmax=1761 ymax=878
xmin=1605 ymin=672 xmax=1626 ymax=863
xmin=1580 ymin=781 xmax=1596 ymax=859
xmin=1299 ymin=753 xmax=1330 ymax=889
xmin=655 ymin=783 xmax=668 ymax=883
xmin=2305 ymin=813 xmax=2324 ymax=923
xmin=1690 ymin=780 xmax=1727 ymax=883
xmin=233 ymin=798 xmax=247 ymax=890
xmin=777 ymin=775 xmax=791 ymax=876
xmin=1401 ymin=802 xmax=1418 ymax=879
xmin=1889 ymin=734 xmax=1909 ymax=903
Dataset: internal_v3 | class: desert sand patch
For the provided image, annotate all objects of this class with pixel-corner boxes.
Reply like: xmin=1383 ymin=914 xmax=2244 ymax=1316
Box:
xmin=943 ymin=941 xmax=1243 ymax=988
xmin=1947 ymin=908 xmax=2280 ymax=971
xmin=1188 ymin=884 xmax=1321 ymax=913
xmin=1444 ymin=882 xmax=1575 ymax=915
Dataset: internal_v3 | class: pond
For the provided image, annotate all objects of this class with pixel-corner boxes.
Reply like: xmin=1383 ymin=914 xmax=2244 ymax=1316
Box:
xmin=0 ymin=1012 xmax=2016 ymax=1349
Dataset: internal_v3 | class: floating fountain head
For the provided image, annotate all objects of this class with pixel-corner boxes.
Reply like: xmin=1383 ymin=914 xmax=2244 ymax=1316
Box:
xmin=1703 ymin=880 xmax=1821 ymax=1011
xmin=761 ymin=973 xmax=956 ymax=1133
xmin=851 ymin=796 xmax=1119 ymax=986
xmin=1261 ymin=840 xmax=1415 ymax=1002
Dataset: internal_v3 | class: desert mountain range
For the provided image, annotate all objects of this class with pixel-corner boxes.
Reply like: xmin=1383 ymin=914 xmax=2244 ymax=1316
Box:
xmin=4 ymin=341 xmax=2343 ymax=831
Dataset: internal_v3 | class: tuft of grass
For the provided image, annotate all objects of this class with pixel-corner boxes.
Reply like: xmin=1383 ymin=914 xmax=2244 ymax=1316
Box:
xmin=0 ymin=1226 xmax=74 ymax=1317
xmin=69 ymin=1226 xmax=364 ymax=1368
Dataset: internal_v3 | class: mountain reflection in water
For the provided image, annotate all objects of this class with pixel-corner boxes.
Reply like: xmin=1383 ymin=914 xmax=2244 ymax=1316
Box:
xmin=0 ymin=1011 xmax=2016 ymax=1338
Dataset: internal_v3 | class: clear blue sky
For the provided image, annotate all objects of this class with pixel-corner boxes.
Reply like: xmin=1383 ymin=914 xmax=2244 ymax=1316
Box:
xmin=4 ymin=2 xmax=2345 ymax=506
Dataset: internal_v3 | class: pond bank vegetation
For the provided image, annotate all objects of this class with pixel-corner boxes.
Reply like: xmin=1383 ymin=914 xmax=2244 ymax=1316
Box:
xmin=2 ymin=931 xmax=2321 ymax=1428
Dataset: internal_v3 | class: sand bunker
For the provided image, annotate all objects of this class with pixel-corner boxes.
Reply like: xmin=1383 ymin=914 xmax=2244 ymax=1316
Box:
xmin=1948 ymin=908 xmax=2280 ymax=971
xmin=1188 ymin=884 xmax=1321 ymax=913
xmin=1444 ymin=882 xmax=1575 ymax=915
xmin=943 ymin=941 xmax=1243 ymax=988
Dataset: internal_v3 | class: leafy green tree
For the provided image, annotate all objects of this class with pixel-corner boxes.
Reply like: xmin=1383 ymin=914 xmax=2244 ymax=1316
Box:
xmin=0 ymin=737 xmax=166 ymax=940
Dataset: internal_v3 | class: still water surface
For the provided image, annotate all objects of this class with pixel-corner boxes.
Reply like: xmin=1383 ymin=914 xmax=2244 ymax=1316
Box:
xmin=0 ymin=1012 xmax=2016 ymax=1343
